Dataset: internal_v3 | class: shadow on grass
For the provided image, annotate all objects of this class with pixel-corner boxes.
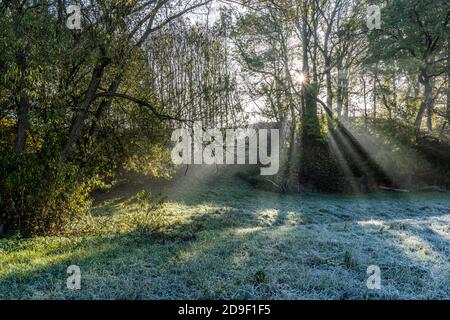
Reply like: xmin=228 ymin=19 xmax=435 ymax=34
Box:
xmin=2 ymin=171 xmax=450 ymax=299
xmin=1 ymin=206 xmax=450 ymax=299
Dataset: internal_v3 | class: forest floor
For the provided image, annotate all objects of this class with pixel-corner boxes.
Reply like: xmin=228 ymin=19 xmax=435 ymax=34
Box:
xmin=1 ymin=167 xmax=450 ymax=299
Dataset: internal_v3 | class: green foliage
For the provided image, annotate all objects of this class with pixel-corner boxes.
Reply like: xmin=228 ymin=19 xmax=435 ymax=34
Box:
xmin=299 ymin=138 xmax=345 ymax=192
xmin=0 ymin=2 xmax=202 ymax=236
xmin=0 ymin=153 xmax=91 ymax=237
xmin=351 ymin=119 xmax=450 ymax=188
xmin=343 ymin=251 xmax=356 ymax=269
xmin=133 ymin=190 xmax=168 ymax=234
xmin=367 ymin=0 xmax=449 ymax=65
xmin=253 ymin=270 xmax=267 ymax=284
xmin=298 ymin=86 xmax=342 ymax=192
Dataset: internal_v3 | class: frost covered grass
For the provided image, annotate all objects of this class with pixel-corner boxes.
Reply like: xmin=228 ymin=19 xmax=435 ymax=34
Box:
xmin=1 ymin=172 xmax=449 ymax=299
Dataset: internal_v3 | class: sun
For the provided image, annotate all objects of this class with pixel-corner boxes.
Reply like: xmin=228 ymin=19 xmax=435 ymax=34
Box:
xmin=296 ymin=72 xmax=306 ymax=84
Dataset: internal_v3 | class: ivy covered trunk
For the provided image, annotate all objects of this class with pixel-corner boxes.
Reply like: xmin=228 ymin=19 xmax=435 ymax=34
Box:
xmin=296 ymin=9 xmax=336 ymax=192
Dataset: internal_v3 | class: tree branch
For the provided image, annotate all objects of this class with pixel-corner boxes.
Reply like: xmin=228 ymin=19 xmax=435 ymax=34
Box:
xmin=95 ymin=92 xmax=193 ymax=123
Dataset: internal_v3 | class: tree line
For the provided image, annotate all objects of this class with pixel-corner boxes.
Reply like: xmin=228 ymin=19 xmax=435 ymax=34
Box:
xmin=0 ymin=0 xmax=449 ymax=236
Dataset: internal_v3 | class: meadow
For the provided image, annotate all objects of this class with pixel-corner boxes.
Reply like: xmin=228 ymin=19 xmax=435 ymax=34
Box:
xmin=1 ymin=169 xmax=449 ymax=300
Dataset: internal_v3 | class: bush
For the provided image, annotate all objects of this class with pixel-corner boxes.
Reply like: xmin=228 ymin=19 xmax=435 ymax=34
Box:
xmin=133 ymin=190 xmax=167 ymax=234
xmin=0 ymin=153 xmax=91 ymax=237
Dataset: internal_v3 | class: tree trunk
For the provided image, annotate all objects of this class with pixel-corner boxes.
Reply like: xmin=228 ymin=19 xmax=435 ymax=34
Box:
xmin=298 ymin=7 xmax=323 ymax=190
xmin=325 ymin=54 xmax=333 ymax=130
xmin=343 ymin=76 xmax=349 ymax=120
xmin=16 ymin=89 xmax=29 ymax=154
xmin=325 ymin=59 xmax=332 ymax=112
xmin=447 ymin=41 xmax=450 ymax=123
xmin=426 ymin=77 xmax=435 ymax=132
xmin=88 ymin=77 xmax=122 ymax=142
xmin=61 ymin=59 xmax=109 ymax=159
xmin=362 ymin=75 xmax=368 ymax=127
xmin=415 ymin=68 xmax=432 ymax=135
xmin=373 ymin=63 xmax=378 ymax=120
xmin=14 ymin=7 xmax=29 ymax=154
xmin=57 ymin=0 xmax=66 ymax=26
xmin=15 ymin=51 xmax=29 ymax=153
xmin=336 ymin=66 xmax=344 ymax=117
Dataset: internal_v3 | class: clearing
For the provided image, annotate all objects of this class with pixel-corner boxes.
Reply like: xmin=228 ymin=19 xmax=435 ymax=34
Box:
xmin=1 ymin=168 xmax=449 ymax=299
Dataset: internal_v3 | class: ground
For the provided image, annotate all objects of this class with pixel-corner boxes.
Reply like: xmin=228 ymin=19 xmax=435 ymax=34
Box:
xmin=1 ymin=168 xmax=450 ymax=299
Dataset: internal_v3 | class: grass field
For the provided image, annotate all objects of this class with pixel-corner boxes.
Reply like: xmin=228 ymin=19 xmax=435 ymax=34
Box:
xmin=1 ymin=169 xmax=450 ymax=299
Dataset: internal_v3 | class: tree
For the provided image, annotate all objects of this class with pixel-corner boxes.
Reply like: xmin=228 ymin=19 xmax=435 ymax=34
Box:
xmin=367 ymin=0 xmax=450 ymax=135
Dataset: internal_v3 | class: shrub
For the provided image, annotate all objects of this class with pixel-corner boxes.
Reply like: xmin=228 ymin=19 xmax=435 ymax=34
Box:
xmin=253 ymin=270 xmax=268 ymax=284
xmin=133 ymin=190 xmax=167 ymax=234
xmin=0 ymin=153 xmax=91 ymax=237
